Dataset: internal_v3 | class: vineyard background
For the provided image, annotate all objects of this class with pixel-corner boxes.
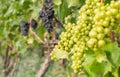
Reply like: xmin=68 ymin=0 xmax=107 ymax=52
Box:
xmin=0 ymin=0 xmax=120 ymax=77
xmin=0 ymin=0 xmax=82 ymax=77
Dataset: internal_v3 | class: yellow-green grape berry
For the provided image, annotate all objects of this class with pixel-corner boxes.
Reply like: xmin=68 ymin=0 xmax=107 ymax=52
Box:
xmin=65 ymin=47 xmax=69 ymax=51
xmin=96 ymin=26 xmax=104 ymax=33
xmin=98 ymin=40 xmax=105 ymax=47
xmin=103 ymin=20 xmax=109 ymax=27
xmin=87 ymin=38 xmax=97 ymax=48
xmin=104 ymin=28 xmax=110 ymax=35
xmin=63 ymin=42 xmax=68 ymax=47
xmin=97 ymin=33 xmax=105 ymax=40
xmin=89 ymin=30 xmax=97 ymax=38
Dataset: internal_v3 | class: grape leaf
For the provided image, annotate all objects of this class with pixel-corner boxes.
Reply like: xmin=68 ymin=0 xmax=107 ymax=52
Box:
xmin=102 ymin=42 xmax=120 ymax=66
xmin=53 ymin=48 xmax=69 ymax=59
xmin=83 ymin=49 xmax=97 ymax=77
xmin=66 ymin=0 xmax=79 ymax=8
xmin=95 ymin=50 xmax=107 ymax=63
xmin=83 ymin=49 xmax=112 ymax=77
xmin=53 ymin=0 xmax=62 ymax=6
xmin=79 ymin=0 xmax=85 ymax=5
xmin=102 ymin=42 xmax=120 ymax=77
xmin=112 ymin=66 xmax=120 ymax=77
xmin=103 ymin=61 xmax=112 ymax=75
xmin=104 ymin=0 xmax=112 ymax=5
xmin=27 ymin=37 xmax=34 ymax=44
xmin=58 ymin=0 xmax=70 ymax=22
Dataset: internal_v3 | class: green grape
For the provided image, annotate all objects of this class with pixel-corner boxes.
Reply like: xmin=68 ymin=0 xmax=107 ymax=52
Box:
xmin=87 ymin=38 xmax=97 ymax=48
xmin=97 ymin=33 xmax=105 ymax=40
xmin=89 ymin=30 xmax=97 ymax=38
xmin=71 ymin=43 xmax=85 ymax=73
xmin=103 ymin=20 xmax=109 ymax=27
xmin=96 ymin=26 xmax=104 ymax=33
xmin=104 ymin=28 xmax=110 ymax=35
xmin=98 ymin=40 xmax=106 ymax=47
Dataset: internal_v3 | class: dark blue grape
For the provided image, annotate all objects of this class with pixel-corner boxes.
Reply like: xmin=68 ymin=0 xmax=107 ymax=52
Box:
xmin=31 ymin=19 xmax=37 ymax=29
xmin=38 ymin=0 xmax=54 ymax=33
xmin=20 ymin=20 xmax=29 ymax=36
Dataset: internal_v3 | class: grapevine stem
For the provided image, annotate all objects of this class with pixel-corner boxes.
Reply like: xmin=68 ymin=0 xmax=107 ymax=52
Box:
xmin=29 ymin=18 xmax=44 ymax=44
xmin=110 ymin=31 xmax=115 ymax=42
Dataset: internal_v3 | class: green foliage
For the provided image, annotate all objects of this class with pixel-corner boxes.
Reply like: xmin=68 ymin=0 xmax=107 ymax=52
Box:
xmin=83 ymin=42 xmax=120 ymax=77
xmin=54 ymin=0 xmax=85 ymax=8
xmin=66 ymin=0 xmax=80 ymax=8
xmin=53 ymin=0 xmax=62 ymax=6
xmin=103 ymin=43 xmax=120 ymax=77
xmin=0 ymin=0 xmax=40 ymax=55
xmin=104 ymin=0 xmax=112 ymax=4
xmin=54 ymin=0 xmax=84 ymax=23
xmin=1 ymin=0 xmax=120 ymax=77
xmin=83 ymin=49 xmax=111 ymax=77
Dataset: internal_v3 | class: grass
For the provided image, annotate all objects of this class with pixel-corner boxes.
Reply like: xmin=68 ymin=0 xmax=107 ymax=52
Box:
xmin=0 ymin=49 xmax=67 ymax=77
xmin=0 ymin=48 xmax=86 ymax=77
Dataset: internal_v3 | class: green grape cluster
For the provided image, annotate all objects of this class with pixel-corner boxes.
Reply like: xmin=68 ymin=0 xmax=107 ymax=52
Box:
xmin=51 ymin=0 xmax=120 ymax=74
xmin=87 ymin=1 xmax=120 ymax=51
xmin=71 ymin=41 xmax=86 ymax=74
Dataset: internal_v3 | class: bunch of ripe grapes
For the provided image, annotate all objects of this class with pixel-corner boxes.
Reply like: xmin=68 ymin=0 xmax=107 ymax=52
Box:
xmin=38 ymin=0 xmax=54 ymax=33
xmin=20 ymin=19 xmax=38 ymax=36
xmin=51 ymin=0 xmax=120 ymax=74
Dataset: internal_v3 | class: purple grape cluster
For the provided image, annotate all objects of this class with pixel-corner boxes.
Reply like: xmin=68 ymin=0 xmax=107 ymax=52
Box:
xmin=38 ymin=0 xmax=54 ymax=33
xmin=20 ymin=19 xmax=37 ymax=36
xmin=20 ymin=21 xmax=29 ymax=36
xmin=31 ymin=19 xmax=38 ymax=29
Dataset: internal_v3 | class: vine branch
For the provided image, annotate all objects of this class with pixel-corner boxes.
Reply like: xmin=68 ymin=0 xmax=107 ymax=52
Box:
xmin=29 ymin=18 xmax=44 ymax=44
xmin=3 ymin=45 xmax=18 ymax=77
xmin=36 ymin=39 xmax=51 ymax=77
